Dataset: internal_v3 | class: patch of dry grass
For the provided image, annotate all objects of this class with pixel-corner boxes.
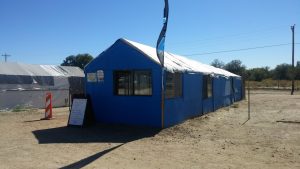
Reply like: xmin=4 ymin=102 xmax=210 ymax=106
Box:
xmin=247 ymin=79 xmax=300 ymax=90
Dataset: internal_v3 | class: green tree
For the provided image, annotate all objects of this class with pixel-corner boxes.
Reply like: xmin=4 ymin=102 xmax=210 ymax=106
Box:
xmin=272 ymin=63 xmax=292 ymax=80
xmin=247 ymin=67 xmax=271 ymax=81
xmin=211 ymin=59 xmax=225 ymax=68
xmin=224 ymin=60 xmax=246 ymax=77
xmin=61 ymin=53 xmax=93 ymax=69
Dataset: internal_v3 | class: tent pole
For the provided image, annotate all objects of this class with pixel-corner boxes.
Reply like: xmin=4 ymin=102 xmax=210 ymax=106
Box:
xmin=69 ymin=86 xmax=71 ymax=112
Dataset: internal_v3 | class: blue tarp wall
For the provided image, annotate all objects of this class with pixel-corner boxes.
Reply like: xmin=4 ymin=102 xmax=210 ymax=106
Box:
xmin=164 ymin=74 xmax=243 ymax=127
xmin=213 ymin=76 xmax=232 ymax=110
xmin=85 ymin=39 xmax=162 ymax=127
xmin=233 ymin=77 xmax=243 ymax=101
xmin=212 ymin=76 xmax=243 ymax=110
xmin=164 ymin=73 xmax=204 ymax=127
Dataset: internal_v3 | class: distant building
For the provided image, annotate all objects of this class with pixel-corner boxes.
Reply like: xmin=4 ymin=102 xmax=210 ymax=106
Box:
xmin=85 ymin=39 xmax=242 ymax=128
xmin=0 ymin=62 xmax=84 ymax=110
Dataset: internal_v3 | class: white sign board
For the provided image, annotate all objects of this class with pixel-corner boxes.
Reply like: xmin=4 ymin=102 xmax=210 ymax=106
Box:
xmin=97 ymin=70 xmax=104 ymax=82
xmin=68 ymin=99 xmax=87 ymax=126
xmin=87 ymin=73 xmax=97 ymax=82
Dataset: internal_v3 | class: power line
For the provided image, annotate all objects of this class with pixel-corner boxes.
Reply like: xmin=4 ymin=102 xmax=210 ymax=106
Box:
xmin=184 ymin=43 xmax=300 ymax=56
xmin=171 ymin=33 xmax=285 ymax=52
xmin=168 ymin=25 xmax=292 ymax=45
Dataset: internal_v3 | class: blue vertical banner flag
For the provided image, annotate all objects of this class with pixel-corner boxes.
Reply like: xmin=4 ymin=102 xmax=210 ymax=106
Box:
xmin=156 ymin=0 xmax=169 ymax=67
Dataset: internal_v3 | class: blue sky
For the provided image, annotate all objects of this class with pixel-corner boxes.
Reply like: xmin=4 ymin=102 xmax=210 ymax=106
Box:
xmin=0 ymin=0 xmax=299 ymax=68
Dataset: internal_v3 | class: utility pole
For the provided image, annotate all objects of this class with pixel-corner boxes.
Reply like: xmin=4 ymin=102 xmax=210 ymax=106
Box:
xmin=291 ymin=25 xmax=295 ymax=95
xmin=2 ymin=53 xmax=11 ymax=62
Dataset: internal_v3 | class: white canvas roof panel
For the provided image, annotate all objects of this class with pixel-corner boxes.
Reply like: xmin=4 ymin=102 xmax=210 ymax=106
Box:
xmin=0 ymin=62 xmax=84 ymax=77
xmin=123 ymin=39 xmax=240 ymax=77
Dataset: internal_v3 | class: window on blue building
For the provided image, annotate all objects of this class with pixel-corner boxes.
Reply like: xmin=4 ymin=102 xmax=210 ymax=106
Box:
xmin=114 ymin=70 xmax=152 ymax=96
xmin=134 ymin=71 xmax=152 ymax=95
xmin=114 ymin=71 xmax=132 ymax=95
xmin=203 ymin=75 xmax=212 ymax=99
xmin=165 ymin=72 xmax=182 ymax=98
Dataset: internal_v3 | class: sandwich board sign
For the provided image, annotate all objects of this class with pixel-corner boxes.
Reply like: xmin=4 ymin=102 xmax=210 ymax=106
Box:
xmin=68 ymin=98 xmax=87 ymax=126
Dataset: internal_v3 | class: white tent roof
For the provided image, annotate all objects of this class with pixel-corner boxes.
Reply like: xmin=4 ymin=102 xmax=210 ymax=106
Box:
xmin=123 ymin=39 xmax=240 ymax=78
xmin=0 ymin=62 xmax=84 ymax=77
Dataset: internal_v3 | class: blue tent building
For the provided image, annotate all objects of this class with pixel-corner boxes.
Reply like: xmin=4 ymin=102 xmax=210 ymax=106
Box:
xmin=85 ymin=38 xmax=243 ymax=128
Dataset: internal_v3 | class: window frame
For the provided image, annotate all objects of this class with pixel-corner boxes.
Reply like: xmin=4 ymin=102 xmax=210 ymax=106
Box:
xmin=114 ymin=70 xmax=132 ymax=96
xmin=203 ymin=75 xmax=213 ymax=99
xmin=133 ymin=70 xmax=152 ymax=96
xmin=113 ymin=70 xmax=153 ymax=96
xmin=165 ymin=71 xmax=183 ymax=99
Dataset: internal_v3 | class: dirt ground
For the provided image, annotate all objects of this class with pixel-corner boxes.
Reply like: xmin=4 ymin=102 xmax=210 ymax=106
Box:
xmin=0 ymin=90 xmax=299 ymax=169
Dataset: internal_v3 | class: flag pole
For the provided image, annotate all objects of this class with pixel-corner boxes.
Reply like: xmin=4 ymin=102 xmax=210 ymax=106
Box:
xmin=161 ymin=67 xmax=165 ymax=128
xmin=156 ymin=0 xmax=169 ymax=129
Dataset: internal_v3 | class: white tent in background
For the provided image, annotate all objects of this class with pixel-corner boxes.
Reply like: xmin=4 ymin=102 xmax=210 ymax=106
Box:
xmin=0 ymin=62 xmax=84 ymax=110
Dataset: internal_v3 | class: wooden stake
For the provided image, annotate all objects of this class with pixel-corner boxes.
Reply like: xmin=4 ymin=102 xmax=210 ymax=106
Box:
xmin=248 ymin=81 xmax=250 ymax=120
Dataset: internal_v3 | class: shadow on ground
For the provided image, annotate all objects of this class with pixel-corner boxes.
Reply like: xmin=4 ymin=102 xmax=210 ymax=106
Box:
xmin=33 ymin=124 xmax=160 ymax=168
xmin=59 ymin=144 xmax=124 ymax=169
xmin=276 ymin=120 xmax=300 ymax=124
xmin=33 ymin=124 xmax=160 ymax=144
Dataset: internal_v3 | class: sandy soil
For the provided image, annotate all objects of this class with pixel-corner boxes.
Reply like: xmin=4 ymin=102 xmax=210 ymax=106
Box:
xmin=0 ymin=90 xmax=299 ymax=169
